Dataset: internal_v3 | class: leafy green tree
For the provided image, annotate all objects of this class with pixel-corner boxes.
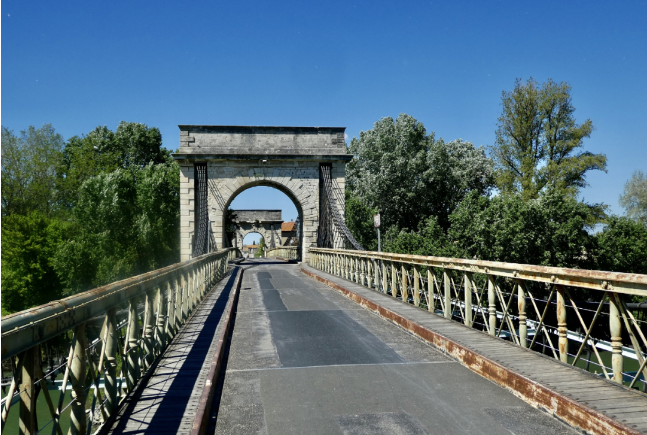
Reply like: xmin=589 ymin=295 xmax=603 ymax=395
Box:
xmin=345 ymin=192 xmax=378 ymax=251
xmin=347 ymin=114 xmax=493 ymax=230
xmin=448 ymin=191 xmax=594 ymax=269
xmin=255 ymin=237 xmax=265 ymax=257
xmin=619 ymin=170 xmax=647 ymax=224
xmin=1 ymin=212 xmax=69 ymax=314
xmin=594 ymin=216 xmax=647 ymax=274
xmin=54 ymin=162 xmax=180 ymax=294
xmin=383 ymin=216 xmax=454 ymax=258
xmin=492 ymin=78 xmax=607 ymax=200
xmin=59 ymin=122 xmax=170 ymax=211
xmin=1 ymin=124 xmax=65 ymax=217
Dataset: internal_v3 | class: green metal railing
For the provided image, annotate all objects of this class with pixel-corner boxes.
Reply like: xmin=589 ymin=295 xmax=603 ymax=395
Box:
xmin=1 ymin=248 xmax=240 ymax=435
xmin=310 ymin=248 xmax=647 ymax=392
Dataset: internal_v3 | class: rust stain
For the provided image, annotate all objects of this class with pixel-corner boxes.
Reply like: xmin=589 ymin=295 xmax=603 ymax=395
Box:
xmin=300 ymin=266 xmax=643 ymax=435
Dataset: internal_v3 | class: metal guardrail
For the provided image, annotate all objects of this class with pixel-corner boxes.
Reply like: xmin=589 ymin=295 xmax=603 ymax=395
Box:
xmin=266 ymin=246 xmax=299 ymax=261
xmin=309 ymin=248 xmax=647 ymax=392
xmin=1 ymin=248 xmax=241 ymax=435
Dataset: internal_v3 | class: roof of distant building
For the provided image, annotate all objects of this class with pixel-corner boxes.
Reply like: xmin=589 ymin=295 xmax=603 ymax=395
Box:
xmin=281 ymin=221 xmax=296 ymax=232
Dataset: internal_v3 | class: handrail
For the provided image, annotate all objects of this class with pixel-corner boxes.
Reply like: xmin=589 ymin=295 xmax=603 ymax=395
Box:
xmin=266 ymin=246 xmax=299 ymax=261
xmin=309 ymin=248 xmax=647 ymax=392
xmin=1 ymin=247 xmax=242 ymax=435
xmin=1 ymin=249 xmax=236 ymax=360
xmin=310 ymin=248 xmax=647 ymax=296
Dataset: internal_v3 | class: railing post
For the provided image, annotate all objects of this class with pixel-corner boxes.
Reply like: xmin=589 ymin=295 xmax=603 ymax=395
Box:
xmin=143 ymin=288 xmax=156 ymax=370
xmin=69 ymin=323 xmax=88 ymax=435
xmin=413 ymin=266 xmax=420 ymax=307
xmin=167 ymin=279 xmax=177 ymax=339
xmin=443 ymin=269 xmax=451 ymax=319
xmin=427 ymin=269 xmax=434 ymax=312
xmin=391 ymin=262 xmax=397 ymax=298
xmin=609 ymin=293 xmax=624 ymax=384
xmin=366 ymin=259 xmax=373 ymax=288
xmin=18 ymin=346 xmax=38 ymax=435
xmin=488 ymin=274 xmax=496 ymax=335
xmin=103 ymin=308 xmax=118 ymax=420
xmin=374 ymin=259 xmax=379 ymax=291
xmin=126 ymin=299 xmax=141 ymax=391
xmin=517 ymin=280 xmax=527 ymax=348
xmin=382 ymin=260 xmax=387 ymax=294
xmin=360 ymin=257 xmax=366 ymax=286
xmin=556 ymin=285 xmax=568 ymax=363
xmin=345 ymin=255 xmax=349 ymax=280
xmin=464 ymin=273 xmax=473 ymax=327
xmin=401 ymin=264 xmax=408 ymax=302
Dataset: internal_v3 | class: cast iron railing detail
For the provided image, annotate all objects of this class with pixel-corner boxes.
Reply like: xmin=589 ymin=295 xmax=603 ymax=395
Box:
xmin=309 ymin=248 xmax=647 ymax=392
xmin=0 ymin=248 xmax=240 ymax=435
xmin=318 ymin=165 xmax=363 ymax=250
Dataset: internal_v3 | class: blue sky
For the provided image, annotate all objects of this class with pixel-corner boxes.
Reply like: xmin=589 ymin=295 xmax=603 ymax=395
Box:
xmin=3 ymin=1 xmax=646 ymax=245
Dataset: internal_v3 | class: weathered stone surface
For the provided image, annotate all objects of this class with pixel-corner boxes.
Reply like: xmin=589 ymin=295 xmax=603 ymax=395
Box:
xmin=173 ymin=126 xmax=349 ymax=262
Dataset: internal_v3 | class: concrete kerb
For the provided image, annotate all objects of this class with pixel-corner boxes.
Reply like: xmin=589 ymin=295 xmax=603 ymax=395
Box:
xmin=191 ymin=265 xmax=243 ymax=435
xmin=300 ymin=265 xmax=642 ymax=435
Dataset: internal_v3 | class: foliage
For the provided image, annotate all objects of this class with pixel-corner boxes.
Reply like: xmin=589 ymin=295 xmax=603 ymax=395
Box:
xmin=1 ymin=212 xmax=69 ymax=313
xmin=255 ymin=237 xmax=266 ymax=258
xmin=619 ymin=170 xmax=647 ymax=224
xmin=383 ymin=216 xmax=454 ymax=258
xmin=345 ymin=191 xmax=378 ymax=251
xmin=448 ymin=191 xmax=595 ymax=268
xmin=53 ymin=162 xmax=180 ymax=294
xmin=59 ymin=122 xmax=171 ymax=211
xmin=593 ymin=216 xmax=647 ymax=274
xmin=1 ymin=124 xmax=65 ymax=217
xmin=491 ymin=78 xmax=607 ymax=200
xmin=347 ymin=114 xmax=494 ymax=230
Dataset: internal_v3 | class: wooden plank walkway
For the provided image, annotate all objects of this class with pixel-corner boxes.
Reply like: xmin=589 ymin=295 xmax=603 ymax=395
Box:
xmin=302 ymin=264 xmax=647 ymax=435
xmin=106 ymin=267 xmax=241 ymax=435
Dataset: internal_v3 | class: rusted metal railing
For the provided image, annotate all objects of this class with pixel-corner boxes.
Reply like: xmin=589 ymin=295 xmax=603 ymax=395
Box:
xmin=1 ymin=248 xmax=241 ymax=435
xmin=266 ymin=246 xmax=298 ymax=261
xmin=309 ymin=248 xmax=647 ymax=392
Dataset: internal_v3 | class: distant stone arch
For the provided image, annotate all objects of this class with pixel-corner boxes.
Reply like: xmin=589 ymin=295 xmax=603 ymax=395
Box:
xmin=173 ymin=126 xmax=351 ymax=262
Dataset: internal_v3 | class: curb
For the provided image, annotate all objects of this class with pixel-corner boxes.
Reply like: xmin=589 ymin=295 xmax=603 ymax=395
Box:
xmin=301 ymin=265 xmax=642 ymax=435
xmin=191 ymin=266 xmax=243 ymax=435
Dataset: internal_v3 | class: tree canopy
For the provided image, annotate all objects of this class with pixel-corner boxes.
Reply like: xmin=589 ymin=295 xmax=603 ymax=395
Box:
xmin=1 ymin=122 xmax=179 ymax=314
xmin=491 ymin=78 xmax=607 ymax=200
xmin=347 ymin=114 xmax=494 ymax=231
xmin=620 ymin=170 xmax=647 ymax=224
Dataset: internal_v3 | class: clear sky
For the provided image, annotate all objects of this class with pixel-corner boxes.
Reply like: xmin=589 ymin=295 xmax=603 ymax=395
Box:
xmin=3 ymin=0 xmax=646 ymax=244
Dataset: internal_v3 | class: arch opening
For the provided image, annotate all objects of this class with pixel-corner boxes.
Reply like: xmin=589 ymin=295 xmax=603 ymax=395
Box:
xmin=222 ymin=182 xmax=304 ymax=259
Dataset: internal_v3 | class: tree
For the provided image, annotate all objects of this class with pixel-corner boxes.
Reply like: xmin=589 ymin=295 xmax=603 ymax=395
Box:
xmin=347 ymin=114 xmax=494 ymax=231
xmin=53 ymin=162 xmax=180 ymax=294
xmin=1 ymin=212 xmax=69 ymax=314
xmin=59 ymin=122 xmax=170 ymax=211
xmin=345 ymin=191 xmax=378 ymax=251
xmin=383 ymin=216 xmax=454 ymax=258
xmin=1 ymin=124 xmax=65 ymax=217
xmin=594 ymin=216 xmax=647 ymax=275
xmin=255 ymin=237 xmax=265 ymax=257
xmin=491 ymin=78 xmax=607 ymax=200
xmin=448 ymin=191 xmax=595 ymax=269
xmin=619 ymin=170 xmax=647 ymax=224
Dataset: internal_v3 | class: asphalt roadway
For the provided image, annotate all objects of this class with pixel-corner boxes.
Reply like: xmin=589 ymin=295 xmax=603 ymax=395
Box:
xmin=212 ymin=259 xmax=578 ymax=435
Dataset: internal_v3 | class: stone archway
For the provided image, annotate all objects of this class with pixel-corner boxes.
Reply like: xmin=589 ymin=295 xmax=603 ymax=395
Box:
xmin=230 ymin=209 xmax=282 ymax=249
xmin=173 ymin=126 xmax=352 ymax=263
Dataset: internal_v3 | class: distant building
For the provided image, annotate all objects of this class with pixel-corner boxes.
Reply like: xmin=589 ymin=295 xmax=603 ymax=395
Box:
xmin=281 ymin=221 xmax=297 ymax=246
xmin=243 ymin=244 xmax=260 ymax=256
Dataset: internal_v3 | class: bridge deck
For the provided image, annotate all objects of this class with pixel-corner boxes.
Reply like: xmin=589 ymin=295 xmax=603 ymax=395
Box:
xmin=212 ymin=259 xmax=584 ymax=435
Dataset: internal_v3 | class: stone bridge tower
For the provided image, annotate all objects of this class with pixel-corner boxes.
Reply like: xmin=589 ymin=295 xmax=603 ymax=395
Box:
xmin=172 ymin=126 xmax=351 ymax=263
